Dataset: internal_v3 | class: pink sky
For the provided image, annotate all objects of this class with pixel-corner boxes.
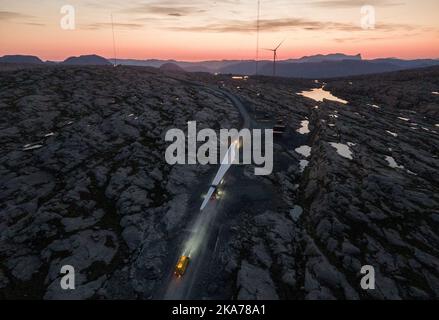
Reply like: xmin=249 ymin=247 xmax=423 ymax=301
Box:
xmin=1 ymin=0 xmax=438 ymax=61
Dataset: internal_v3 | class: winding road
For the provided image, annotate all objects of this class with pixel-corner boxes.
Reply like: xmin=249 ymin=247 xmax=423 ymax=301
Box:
xmin=158 ymin=81 xmax=254 ymax=300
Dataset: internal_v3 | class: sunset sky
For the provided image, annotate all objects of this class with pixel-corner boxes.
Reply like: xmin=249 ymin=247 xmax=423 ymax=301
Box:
xmin=1 ymin=0 xmax=438 ymax=61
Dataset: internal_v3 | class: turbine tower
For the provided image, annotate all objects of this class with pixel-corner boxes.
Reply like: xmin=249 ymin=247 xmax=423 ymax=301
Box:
xmin=264 ymin=40 xmax=285 ymax=77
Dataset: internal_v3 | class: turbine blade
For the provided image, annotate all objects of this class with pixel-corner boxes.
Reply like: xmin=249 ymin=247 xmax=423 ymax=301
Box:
xmin=275 ymin=39 xmax=286 ymax=50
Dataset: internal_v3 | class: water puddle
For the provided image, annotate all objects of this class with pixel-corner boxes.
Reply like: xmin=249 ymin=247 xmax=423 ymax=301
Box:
xmin=23 ymin=143 xmax=43 ymax=151
xmin=297 ymin=120 xmax=310 ymax=134
xmin=385 ymin=156 xmax=404 ymax=169
xmin=295 ymin=145 xmax=312 ymax=158
xmin=329 ymin=142 xmax=353 ymax=160
xmin=290 ymin=205 xmax=303 ymax=222
xmin=386 ymin=130 xmax=398 ymax=137
xmin=299 ymin=160 xmax=309 ymax=172
xmin=298 ymin=87 xmax=348 ymax=104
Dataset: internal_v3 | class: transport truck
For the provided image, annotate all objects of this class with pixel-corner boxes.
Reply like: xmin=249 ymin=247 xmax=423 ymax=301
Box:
xmin=175 ymin=256 xmax=190 ymax=277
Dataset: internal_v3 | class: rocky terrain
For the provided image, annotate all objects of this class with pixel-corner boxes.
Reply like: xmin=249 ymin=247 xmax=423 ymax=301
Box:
xmin=0 ymin=65 xmax=240 ymax=299
xmin=201 ymin=67 xmax=439 ymax=300
xmin=1 ymin=64 xmax=438 ymax=300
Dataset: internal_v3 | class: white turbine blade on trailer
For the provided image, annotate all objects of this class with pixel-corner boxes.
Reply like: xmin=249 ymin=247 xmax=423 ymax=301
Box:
xmin=212 ymin=140 xmax=238 ymax=186
xmin=200 ymin=141 xmax=240 ymax=211
xmin=200 ymin=187 xmax=216 ymax=211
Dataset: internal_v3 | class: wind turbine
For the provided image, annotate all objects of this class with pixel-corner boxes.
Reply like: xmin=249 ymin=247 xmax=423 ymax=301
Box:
xmin=264 ymin=39 xmax=285 ymax=77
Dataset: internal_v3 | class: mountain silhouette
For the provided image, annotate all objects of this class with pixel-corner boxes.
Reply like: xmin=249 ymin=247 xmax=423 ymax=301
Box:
xmin=62 ymin=54 xmax=111 ymax=66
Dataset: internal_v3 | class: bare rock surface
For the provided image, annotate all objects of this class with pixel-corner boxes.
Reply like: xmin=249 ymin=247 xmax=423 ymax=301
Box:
xmin=0 ymin=66 xmax=239 ymax=299
xmin=205 ymin=67 xmax=439 ymax=300
xmin=1 ymin=65 xmax=438 ymax=300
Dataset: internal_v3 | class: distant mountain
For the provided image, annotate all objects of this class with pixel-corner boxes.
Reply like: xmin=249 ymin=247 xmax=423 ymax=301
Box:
xmin=3 ymin=53 xmax=439 ymax=78
xmin=219 ymin=61 xmax=271 ymax=75
xmin=114 ymin=54 xmax=364 ymax=75
xmin=114 ymin=58 xmax=248 ymax=73
xmin=159 ymin=62 xmax=186 ymax=73
xmin=259 ymin=60 xmax=402 ymax=78
xmin=286 ymin=53 xmax=362 ymax=63
xmin=218 ymin=54 xmax=363 ymax=75
xmin=0 ymin=55 xmax=43 ymax=64
xmin=217 ymin=56 xmax=439 ymax=78
xmin=370 ymin=58 xmax=439 ymax=69
xmin=182 ymin=65 xmax=212 ymax=73
xmin=62 ymin=54 xmax=111 ymax=66
xmin=177 ymin=60 xmax=247 ymax=72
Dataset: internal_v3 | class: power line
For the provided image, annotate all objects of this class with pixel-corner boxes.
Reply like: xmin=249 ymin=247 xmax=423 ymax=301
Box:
xmin=111 ymin=13 xmax=117 ymax=67
xmin=255 ymin=0 xmax=260 ymax=76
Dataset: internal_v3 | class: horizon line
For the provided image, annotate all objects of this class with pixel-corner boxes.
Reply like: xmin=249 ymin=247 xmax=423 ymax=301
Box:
xmin=2 ymin=53 xmax=439 ymax=63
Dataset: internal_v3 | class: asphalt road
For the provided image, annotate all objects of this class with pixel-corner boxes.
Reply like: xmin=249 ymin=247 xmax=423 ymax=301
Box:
xmin=157 ymin=83 xmax=255 ymax=300
xmin=162 ymin=200 xmax=221 ymax=300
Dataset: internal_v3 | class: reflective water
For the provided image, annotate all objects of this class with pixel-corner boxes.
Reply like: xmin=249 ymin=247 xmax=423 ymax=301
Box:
xmin=299 ymin=160 xmax=309 ymax=172
xmin=290 ymin=205 xmax=303 ymax=222
xmin=295 ymin=145 xmax=312 ymax=158
xmin=23 ymin=144 xmax=43 ymax=151
xmin=297 ymin=120 xmax=310 ymax=134
xmin=386 ymin=130 xmax=398 ymax=137
xmin=385 ymin=156 xmax=404 ymax=169
xmin=329 ymin=142 xmax=353 ymax=160
xmin=298 ymin=87 xmax=348 ymax=104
